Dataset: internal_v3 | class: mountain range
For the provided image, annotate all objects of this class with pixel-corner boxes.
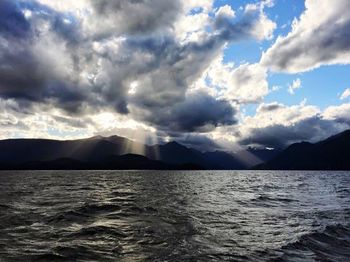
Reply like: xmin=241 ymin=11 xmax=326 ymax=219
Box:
xmin=0 ymin=129 xmax=349 ymax=170
xmin=0 ymin=135 xmax=278 ymax=170
xmin=256 ymin=129 xmax=350 ymax=170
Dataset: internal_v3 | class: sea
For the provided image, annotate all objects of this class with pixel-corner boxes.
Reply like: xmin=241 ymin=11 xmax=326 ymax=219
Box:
xmin=0 ymin=170 xmax=349 ymax=261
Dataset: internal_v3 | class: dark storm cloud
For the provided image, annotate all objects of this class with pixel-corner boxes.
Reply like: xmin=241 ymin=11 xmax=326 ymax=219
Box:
xmin=121 ymin=13 xmax=266 ymax=131
xmin=89 ymin=0 xmax=183 ymax=36
xmin=125 ymin=34 xmax=225 ymax=109
xmin=170 ymin=94 xmax=237 ymax=132
xmin=333 ymin=117 xmax=350 ymax=126
xmin=0 ymin=1 xmax=88 ymax=114
xmin=214 ymin=9 xmax=258 ymax=41
xmin=0 ymin=49 xmax=46 ymax=100
xmin=0 ymin=0 xmax=274 ymax=136
xmin=240 ymin=115 xmax=348 ymax=149
xmin=0 ymin=0 xmax=50 ymax=103
xmin=141 ymin=93 xmax=237 ymax=132
xmin=0 ymin=0 xmax=31 ymax=38
xmin=0 ymin=58 xmax=87 ymax=115
xmin=91 ymin=27 xmax=242 ymax=127
xmin=18 ymin=0 xmax=83 ymax=44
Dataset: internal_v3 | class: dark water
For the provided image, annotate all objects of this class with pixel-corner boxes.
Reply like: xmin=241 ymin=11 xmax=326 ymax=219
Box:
xmin=0 ymin=171 xmax=349 ymax=261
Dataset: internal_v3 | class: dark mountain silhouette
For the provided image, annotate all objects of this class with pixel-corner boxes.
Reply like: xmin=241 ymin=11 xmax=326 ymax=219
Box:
xmin=202 ymin=151 xmax=247 ymax=169
xmin=0 ymin=135 xmax=147 ymax=163
xmin=256 ymin=129 xmax=350 ymax=170
xmin=0 ymin=135 xmax=269 ymax=170
xmin=148 ymin=141 xmax=206 ymax=165
xmin=0 ymin=133 xmax=290 ymax=170
xmin=246 ymin=147 xmax=281 ymax=163
xmin=0 ymin=154 xmax=178 ymax=170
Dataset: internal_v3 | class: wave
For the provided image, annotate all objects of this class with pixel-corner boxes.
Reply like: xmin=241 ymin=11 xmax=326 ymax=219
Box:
xmin=46 ymin=201 xmax=159 ymax=224
xmin=76 ymin=203 xmax=122 ymax=214
xmin=254 ymin=195 xmax=297 ymax=203
xmin=270 ymin=224 xmax=350 ymax=261
xmin=249 ymin=195 xmax=298 ymax=207
xmin=46 ymin=203 xmax=122 ymax=224
xmin=67 ymin=225 xmax=127 ymax=239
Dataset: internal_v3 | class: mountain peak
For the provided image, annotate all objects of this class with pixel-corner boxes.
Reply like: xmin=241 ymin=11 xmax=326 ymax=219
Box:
xmin=257 ymin=129 xmax=350 ymax=170
xmin=321 ymin=129 xmax=350 ymax=143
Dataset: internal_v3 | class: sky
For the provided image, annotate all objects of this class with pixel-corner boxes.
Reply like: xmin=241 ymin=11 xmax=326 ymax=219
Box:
xmin=1 ymin=0 xmax=350 ymax=151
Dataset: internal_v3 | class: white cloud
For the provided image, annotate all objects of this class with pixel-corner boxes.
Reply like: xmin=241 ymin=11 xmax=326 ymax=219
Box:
xmin=204 ymin=56 xmax=269 ymax=104
xmin=244 ymin=101 xmax=320 ymax=129
xmin=323 ymin=103 xmax=350 ymax=124
xmin=288 ymin=78 xmax=302 ymax=94
xmin=35 ymin=0 xmax=87 ymax=12
xmin=245 ymin=0 xmax=274 ymax=13
xmin=340 ymin=88 xmax=350 ymax=100
xmin=174 ymin=9 xmax=211 ymax=43
xmin=182 ymin=0 xmax=213 ymax=12
xmin=250 ymin=11 xmax=276 ymax=41
xmin=261 ymin=0 xmax=350 ymax=73
xmin=215 ymin=5 xmax=235 ymax=18
xmin=244 ymin=0 xmax=276 ymax=41
xmin=235 ymin=101 xmax=350 ymax=148
xmin=271 ymin=85 xmax=282 ymax=92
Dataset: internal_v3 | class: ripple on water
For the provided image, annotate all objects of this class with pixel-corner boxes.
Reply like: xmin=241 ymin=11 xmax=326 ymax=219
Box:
xmin=0 ymin=170 xmax=349 ymax=261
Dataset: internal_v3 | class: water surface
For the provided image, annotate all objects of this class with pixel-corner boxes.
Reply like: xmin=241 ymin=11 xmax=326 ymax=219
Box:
xmin=0 ymin=170 xmax=349 ymax=261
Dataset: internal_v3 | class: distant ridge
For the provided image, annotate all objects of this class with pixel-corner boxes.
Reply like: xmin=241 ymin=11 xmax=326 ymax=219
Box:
xmin=0 ymin=135 xmax=275 ymax=170
xmin=1 ymin=154 xmax=181 ymax=170
xmin=1 ymin=130 xmax=349 ymax=170
xmin=256 ymin=129 xmax=350 ymax=170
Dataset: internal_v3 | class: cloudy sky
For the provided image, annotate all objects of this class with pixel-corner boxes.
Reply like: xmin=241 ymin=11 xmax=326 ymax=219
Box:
xmin=1 ymin=0 xmax=350 ymax=151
